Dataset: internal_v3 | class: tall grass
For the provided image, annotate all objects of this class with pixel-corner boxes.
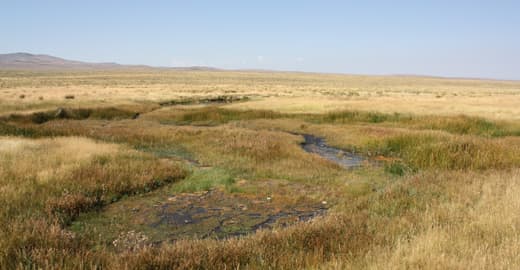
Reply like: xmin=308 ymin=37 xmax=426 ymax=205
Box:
xmin=312 ymin=111 xmax=520 ymax=137
xmin=329 ymin=170 xmax=520 ymax=269
xmin=1 ymin=102 xmax=520 ymax=268
xmin=8 ymin=166 xmax=519 ymax=269
xmin=3 ymin=104 xmax=520 ymax=138
xmin=1 ymin=107 xmax=141 ymax=124
xmin=366 ymin=132 xmax=520 ymax=170
xmin=145 ymin=107 xmax=283 ymax=126
xmin=145 ymin=106 xmax=520 ymax=137
xmin=0 ymin=137 xmax=186 ymax=269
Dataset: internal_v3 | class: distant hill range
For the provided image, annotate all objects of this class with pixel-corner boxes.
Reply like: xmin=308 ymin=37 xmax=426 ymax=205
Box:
xmin=0 ymin=52 xmax=218 ymax=71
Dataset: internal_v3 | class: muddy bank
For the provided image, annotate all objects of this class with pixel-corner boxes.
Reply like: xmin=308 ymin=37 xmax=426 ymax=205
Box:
xmin=300 ymin=134 xmax=370 ymax=168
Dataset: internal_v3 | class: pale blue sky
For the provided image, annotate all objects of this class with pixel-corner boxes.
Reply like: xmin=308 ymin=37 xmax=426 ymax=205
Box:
xmin=1 ymin=1 xmax=519 ymax=79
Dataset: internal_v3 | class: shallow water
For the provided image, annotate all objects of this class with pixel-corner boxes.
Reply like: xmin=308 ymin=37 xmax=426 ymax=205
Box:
xmin=300 ymin=134 xmax=367 ymax=168
xmin=71 ymin=187 xmax=327 ymax=247
xmin=149 ymin=189 xmax=327 ymax=239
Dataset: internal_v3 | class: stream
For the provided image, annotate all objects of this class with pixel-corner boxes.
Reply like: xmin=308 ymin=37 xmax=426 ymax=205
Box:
xmin=300 ymin=134 xmax=368 ymax=168
xmin=71 ymin=133 xmax=369 ymax=247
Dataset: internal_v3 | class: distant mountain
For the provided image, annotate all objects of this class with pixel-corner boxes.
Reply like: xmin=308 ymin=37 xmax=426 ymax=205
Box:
xmin=0 ymin=52 xmax=219 ymax=71
xmin=0 ymin=52 xmax=147 ymax=70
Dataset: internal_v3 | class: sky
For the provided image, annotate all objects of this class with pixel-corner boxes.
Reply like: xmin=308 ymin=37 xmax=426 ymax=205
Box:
xmin=1 ymin=0 xmax=519 ymax=80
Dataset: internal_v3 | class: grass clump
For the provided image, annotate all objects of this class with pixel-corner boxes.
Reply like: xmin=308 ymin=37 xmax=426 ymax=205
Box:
xmin=1 ymin=106 xmax=140 ymax=125
xmin=385 ymin=161 xmax=412 ymax=176
xmin=172 ymin=168 xmax=236 ymax=193
xmin=0 ymin=121 xmax=42 ymax=137
xmin=316 ymin=110 xmax=411 ymax=124
xmin=368 ymin=132 xmax=520 ymax=170
xmin=310 ymin=110 xmax=520 ymax=137
xmin=158 ymin=107 xmax=283 ymax=126
xmin=152 ymin=106 xmax=520 ymax=138
xmin=417 ymin=115 xmax=518 ymax=137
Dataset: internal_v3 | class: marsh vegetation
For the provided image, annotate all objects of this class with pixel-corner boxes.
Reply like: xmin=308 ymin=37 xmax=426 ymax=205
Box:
xmin=1 ymin=70 xmax=520 ymax=269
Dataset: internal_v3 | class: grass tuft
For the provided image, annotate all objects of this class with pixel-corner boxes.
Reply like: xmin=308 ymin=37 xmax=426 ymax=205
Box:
xmin=172 ymin=168 xmax=236 ymax=193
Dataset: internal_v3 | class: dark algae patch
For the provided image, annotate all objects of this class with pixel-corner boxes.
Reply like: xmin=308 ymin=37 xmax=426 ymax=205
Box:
xmin=70 ymin=182 xmax=327 ymax=250
xmin=151 ymin=189 xmax=326 ymax=238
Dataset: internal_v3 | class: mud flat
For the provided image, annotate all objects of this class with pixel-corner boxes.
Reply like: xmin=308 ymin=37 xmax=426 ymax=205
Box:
xmin=70 ymin=184 xmax=327 ymax=249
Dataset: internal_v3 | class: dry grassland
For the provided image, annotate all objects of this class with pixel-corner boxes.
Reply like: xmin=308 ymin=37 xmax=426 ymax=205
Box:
xmin=0 ymin=70 xmax=519 ymax=269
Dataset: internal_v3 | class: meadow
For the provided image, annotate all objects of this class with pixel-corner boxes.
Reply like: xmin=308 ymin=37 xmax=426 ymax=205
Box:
xmin=1 ymin=70 xmax=520 ymax=269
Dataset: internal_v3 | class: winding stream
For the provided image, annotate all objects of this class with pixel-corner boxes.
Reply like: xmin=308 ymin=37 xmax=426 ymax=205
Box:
xmin=300 ymin=134 xmax=368 ymax=168
xmin=71 ymin=133 xmax=369 ymax=246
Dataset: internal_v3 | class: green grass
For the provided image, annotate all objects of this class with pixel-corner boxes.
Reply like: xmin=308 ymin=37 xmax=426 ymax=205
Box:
xmin=158 ymin=107 xmax=283 ymax=126
xmin=134 ymin=144 xmax=195 ymax=162
xmin=172 ymin=168 xmax=236 ymax=193
xmin=149 ymin=106 xmax=520 ymax=137
xmin=2 ymin=107 xmax=140 ymax=124
xmin=368 ymin=133 xmax=520 ymax=170
xmin=316 ymin=110 xmax=412 ymax=124
xmin=3 ymin=104 xmax=520 ymax=138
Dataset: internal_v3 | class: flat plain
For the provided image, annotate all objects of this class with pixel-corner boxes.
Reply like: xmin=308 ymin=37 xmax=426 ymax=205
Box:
xmin=1 ymin=70 xmax=520 ymax=269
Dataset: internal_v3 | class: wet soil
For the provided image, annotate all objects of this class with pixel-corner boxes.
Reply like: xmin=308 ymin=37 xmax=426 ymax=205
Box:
xmin=300 ymin=134 xmax=369 ymax=168
xmin=151 ymin=189 xmax=326 ymax=239
xmin=71 ymin=185 xmax=327 ymax=247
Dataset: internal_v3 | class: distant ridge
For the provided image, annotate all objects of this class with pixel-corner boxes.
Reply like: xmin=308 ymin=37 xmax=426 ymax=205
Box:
xmin=0 ymin=52 xmax=218 ymax=71
xmin=1 ymin=53 xmax=514 ymax=81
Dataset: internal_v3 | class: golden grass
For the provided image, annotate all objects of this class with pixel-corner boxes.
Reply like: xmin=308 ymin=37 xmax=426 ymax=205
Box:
xmin=0 ymin=136 xmax=187 ymax=269
xmin=1 ymin=69 xmax=520 ymax=269
xmin=321 ymin=170 xmax=520 ymax=270
xmin=2 ymin=70 xmax=520 ymax=119
xmin=29 ymin=119 xmax=344 ymax=182
xmin=0 ymin=136 xmax=119 ymax=184
xmin=225 ymin=95 xmax=520 ymax=120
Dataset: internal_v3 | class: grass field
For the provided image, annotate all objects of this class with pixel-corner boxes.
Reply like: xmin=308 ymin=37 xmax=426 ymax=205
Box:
xmin=1 ymin=70 xmax=520 ymax=269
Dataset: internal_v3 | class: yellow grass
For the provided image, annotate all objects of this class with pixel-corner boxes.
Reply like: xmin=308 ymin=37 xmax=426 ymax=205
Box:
xmin=320 ymin=170 xmax=520 ymax=270
xmin=1 ymin=69 xmax=520 ymax=269
xmin=0 ymin=136 xmax=119 ymax=183
xmin=2 ymin=70 xmax=520 ymax=119
xmin=225 ymin=95 xmax=520 ymax=120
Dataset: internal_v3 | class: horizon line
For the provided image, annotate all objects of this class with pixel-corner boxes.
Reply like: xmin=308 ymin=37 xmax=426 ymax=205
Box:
xmin=1 ymin=51 xmax=519 ymax=82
